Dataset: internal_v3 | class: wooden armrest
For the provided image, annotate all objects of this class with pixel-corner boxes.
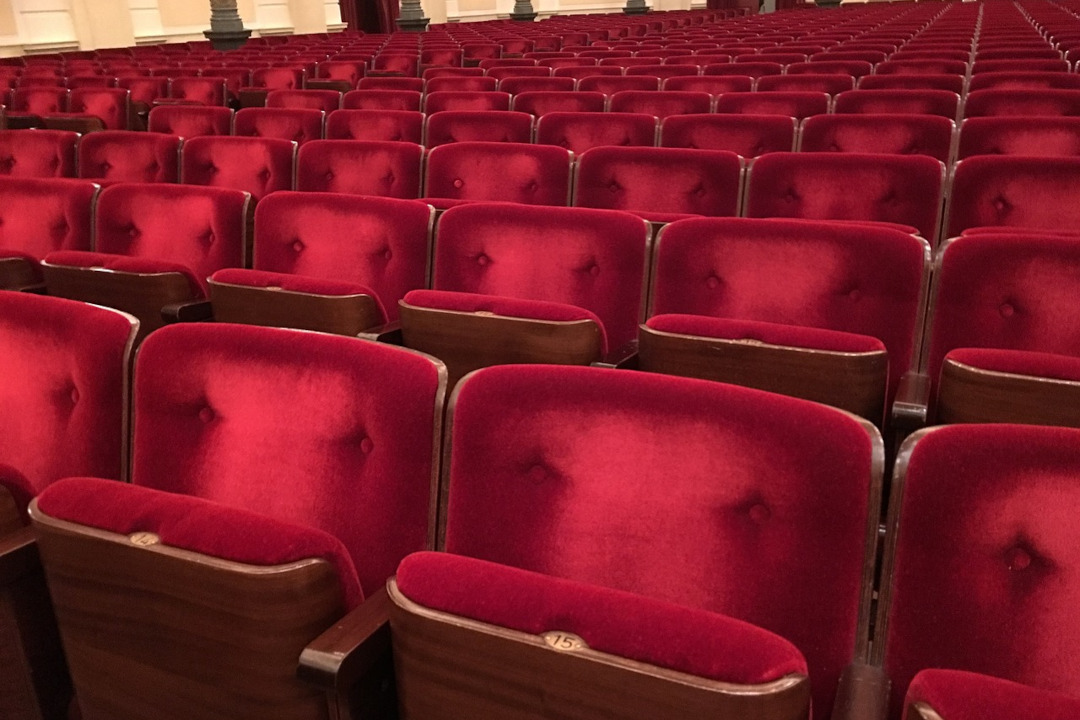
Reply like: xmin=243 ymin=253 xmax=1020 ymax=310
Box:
xmin=592 ymin=340 xmax=639 ymax=370
xmin=830 ymin=662 xmax=890 ymax=720
xmin=891 ymin=372 xmax=930 ymax=433
xmin=161 ymin=300 xmax=214 ymax=324
xmin=0 ymin=527 xmax=39 ymax=584
xmin=358 ymin=321 xmax=403 ymax=345
xmin=298 ymin=584 xmax=392 ymax=693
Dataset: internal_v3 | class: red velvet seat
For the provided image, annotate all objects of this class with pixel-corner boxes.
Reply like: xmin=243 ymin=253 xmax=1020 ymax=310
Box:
xmin=511 ymin=90 xmax=607 ymax=116
xmin=399 ymin=203 xmax=649 ymax=384
xmin=42 ymin=183 xmax=250 ymax=341
xmin=393 ymin=363 xmax=883 ymax=719
xmin=660 ymin=113 xmax=796 ymax=155
xmin=78 ymin=130 xmax=181 ymax=183
xmin=573 ymin=146 xmax=742 ymax=224
xmin=968 ymin=71 xmax=1080 ymax=92
xmin=642 ymin=217 xmax=928 ymax=424
xmin=957 ymin=116 xmax=1080 ymax=158
xmin=423 ymin=110 xmax=533 ymax=147
xmin=0 ymin=128 xmax=77 ymax=178
xmin=714 ymin=91 xmax=829 ymax=120
xmin=45 ymin=87 xmax=130 ymax=132
xmin=147 ymin=104 xmax=232 ymax=137
xmin=324 ymin=108 xmax=422 ymax=143
xmin=168 ymin=76 xmax=227 ymax=106
xmin=0 ymin=291 xmax=137 ymax=718
xmin=704 ymin=61 xmax=784 ymax=78
xmin=356 ymin=77 xmax=425 ymax=92
xmin=28 ymin=320 xmax=446 ymax=719
xmin=834 ymin=89 xmax=961 ymax=120
xmin=972 ymin=58 xmax=1069 ymax=74
xmin=296 ymin=140 xmax=423 ymax=198
xmin=422 ymin=90 xmax=511 ymax=113
xmin=875 ymin=424 xmax=1080 ymax=720
xmin=661 ymin=74 xmax=754 ymax=94
xmin=265 ymin=88 xmax=341 ymax=112
xmin=341 ymin=88 xmax=423 ymax=111
xmin=905 ymin=670 xmax=1080 ymax=720
xmin=607 ymin=89 xmax=712 ymax=118
xmin=745 ymin=152 xmax=945 ymax=244
xmin=963 ymin=89 xmax=1080 ymax=118
xmin=424 ymin=76 xmax=497 ymax=93
xmin=799 ymin=114 xmax=955 ymax=162
xmin=576 ymin=75 xmax=661 ymax=95
xmin=946 ymin=156 xmax=1080 ymax=236
xmin=423 ymin=141 xmax=572 ymax=209
xmin=497 ymin=75 xmax=574 ymax=94
xmin=535 ymin=111 xmax=657 ymax=154
xmin=756 ymin=73 xmax=855 ymax=95
xmin=208 ymin=191 xmax=432 ymax=333
xmin=180 ymin=135 xmax=296 ymax=202
xmin=856 ymin=74 xmax=966 ymax=93
xmin=0 ymin=176 xmax=98 ymax=289
xmin=233 ymin=107 xmax=324 ymax=146
xmin=875 ymin=59 xmax=969 ymax=76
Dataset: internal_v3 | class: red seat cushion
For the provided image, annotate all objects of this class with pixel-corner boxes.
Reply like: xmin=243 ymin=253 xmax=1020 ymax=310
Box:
xmin=646 ymin=314 xmax=886 ymax=354
xmin=211 ymin=267 xmax=381 ymax=304
xmin=44 ymin=250 xmax=205 ymax=296
xmin=396 ymin=551 xmax=807 ymax=684
xmin=906 ymin=669 xmax=1080 ymax=720
xmin=945 ymin=347 xmax=1080 ymax=382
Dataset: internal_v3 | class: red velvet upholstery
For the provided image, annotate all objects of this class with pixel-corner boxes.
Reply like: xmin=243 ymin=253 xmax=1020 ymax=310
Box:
xmin=181 ymin=135 xmax=295 ymax=201
xmin=875 ymin=60 xmax=969 ymax=76
xmin=649 ymin=217 xmax=927 ymax=401
xmin=661 ymin=75 xmax=753 ymax=94
xmin=248 ymin=191 xmax=431 ymax=322
xmin=44 ymin=249 xmax=204 ymax=295
xmin=607 ymin=90 xmax=711 ymax=119
xmin=958 ymin=117 xmax=1080 ymax=159
xmin=972 ymin=59 xmax=1070 ymax=75
xmin=324 ymin=109 xmax=423 ymax=143
xmin=857 ymin=74 xmax=966 ymax=93
xmin=147 ymin=105 xmax=232 ymax=137
xmin=0 ymin=176 xmax=96 ymax=270
xmin=251 ymin=67 xmax=305 ymax=92
xmin=78 ymin=130 xmax=180 ymax=183
xmin=800 ymin=114 xmax=954 ymax=162
xmin=442 ymin=364 xmax=878 ymax=717
xmin=119 ymin=76 xmax=168 ymax=107
xmin=424 ymin=110 xmax=533 ymax=147
xmin=404 ymin=289 xmax=608 ymax=354
xmin=0 ymin=463 xmax=32 ymax=520
xmin=968 ymin=72 xmax=1080 ymax=92
xmin=66 ymin=87 xmax=129 ymax=130
xmin=315 ymin=60 xmax=366 ymax=87
xmin=624 ymin=65 xmax=699 ymax=79
xmin=10 ymin=87 xmax=67 ymax=114
xmin=714 ymin=91 xmax=829 ymax=120
xmin=423 ymin=90 xmax=511 ymax=114
xmin=296 ymin=140 xmax=423 ymax=198
xmin=0 ymin=291 xmax=135 ymax=495
xmin=93 ymin=183 xmax=248 ymax=284
xmin=946 ymin=156 xmax=1080 ymax=236
xmin=424 ymin=142 xmax=572 ymax=208
xmin=881 ymin=424 xmax=1080 ymax=719
xmin=704 ymin=61 xmax=783 ymax=78
xmin=35 ymin=477 xmax=363 ymax=610
xmin=906 ymin=669 xmax=1080 ymax=720
xmin=535 ymin=111 xmax=656 ymax=154
xmin=431 ymin=203 xmax=649 ymax=350
xmin=496 ymin=76 xmax=575 ymax=94
xmin=356 ymin=78 xmax=425 ymax=93
xmin=424 ymin=76 xmax=497 ymax=93
xmin=510 ymin=90 xmax=607 ymax=116
xmin=265 ymin=89 xmax=340 ymax=113
xmin=963 ymin=89 xmax=1080 ymax=118
xmin=0 ymin=129 xmax=77 ymax=178
xmin=233 ymin=107 xmax=323 ymax=146
xmin=646 ymin=313 xmax=886 ymax=353
xmin=923 ymin=233 xmax=1080 ymax=394
xmin=745 ymin=152 xmax=944 ymax=242
xmin=131 ymin=323 xmax=443 ymax=595
xmin=756 ymin=73 xmax=856 ymax=95
xmin=834 ymin=89 xmax=961 ymax=119
xmin=660 ymin=114 xmax=796 ymax=156
xmin=340 ymin=89 xmax=423 ymax=111
xmin=396 ymin=551 xmax=808 ymax=683
xmin=169 ymin=76 xmax=227 ymax=106
xmin=573 ymin=146 xmax=742 ymax=222
xmin=210 ymin=268 xmax=380 ymax=308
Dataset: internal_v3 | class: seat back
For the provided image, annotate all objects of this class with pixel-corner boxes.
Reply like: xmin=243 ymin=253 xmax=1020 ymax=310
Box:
xmin=963 ymin=89 xmax=1080 ymax=117
xmin=834 ymin=89 xmax=960 ymax=119
xmin=181 ymin=135 xmax=296 ymax=201
xmin=0 ymin=129 xmax=77 ymax=178
xmin=0 ymin=177 xmax=97 ymax=261
xmin=439 ymin=364 xmax=882 ymax=719
xmin=746 ymin=152 xmax=945 ymax=243
xmin=424 ymin=110 xmax=534 ymax=147
xmin=168 ymin=76 xmax=227 ymax=106
xmin=128 ymin=322 xmax=446 ymax=593
xmin=77 ymin=130 xmax=181 ymax=183
xmin=423 ymin=90 xmax=511 ymax=113
xmin=251 ymin=191 xmax=432 ymax=322
xmin=233 ymin=107 xmax=324 ymax=146
xmin=756 ymin=73 xmax=856 ymax=95
xmin=574 ymin=146 xmax=743 ymax=219
xmin=94 ymin=183 xmax=249 ymax=283
xmin=10 ymin=87 xmax=67 ymax=114
xmin=341 ymin=88 xmax=423 ymax=111
xmin=957 ymin=116 xmax=1080 ymax=158
xmin=968 ymin=71 xmax=1080 ymax=92
xmin=67 ymin=87 xmax=129 ymax=130
xmin=266 ymin=88 xmax=341 ymax=112
xmin=714 ymin=91 xmax=829 ymax=119
xmin=877 ymin=424 xmax=1080 ymax=720
xmin=424 ymin=141 xmax=572 ymax=206
xmin=536 ymin=111 xmax=656 ymax=154
xmin=511 ymin=90 xmax=607 ymax=116
xmin=946 ymin=155 xmax=1080 ymax=236
xmin=324 ymin=109 xmax=423 ymax=143
xmin=147 ymin=104 xmax=233 ymax=137
xmin=608 ymin=90 xmax=712 ymax=119
xmin=799 ymin=114 xmax=955 ymax=162
xmin=296 ymin=140 xmax=424 ymax=198
xmin=660 ymin=114 xmax=796 ymax=155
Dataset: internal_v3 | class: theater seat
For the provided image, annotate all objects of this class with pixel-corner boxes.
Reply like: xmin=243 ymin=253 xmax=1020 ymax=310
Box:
xmin=208 ymin=191 xmax=433 ymax=334
xmin=799 ymin=114 xmax=955 ymax=162
xmin=904 ymin=670 xmax=1080 ymax=720
xmin=78 ymin=130 xmax=181 ymax=183
xmin=180 ymin=135 xmax=296 ymax=202
xmin=957 ymin=116 xmax=1080 ymax=158
xmin=423 ymin=141 xmax=572 ymax=209
xmin=147 ymin=104 xmax=232 ymax=137
xmin=660 ymin=114 xmax=797 ymax=155
xmin=424 ymin=110 xmax=534 ymax=147
xmin=399 ymin=203 xmax=649 ymax=385
xmin=325 ymin=109 xmax=424 ymax=143
xmin=296 ymin=140 xmax=424 ymax=198
xmin=535 ymin=111 xmax=657 ymax=154
xmin=391 ymin=364 xmax=883 ymax=720
xmin=29 ymin=321 xmax=446 ymax=720
xmin=0 ymin=128 xmax=77 ymax=178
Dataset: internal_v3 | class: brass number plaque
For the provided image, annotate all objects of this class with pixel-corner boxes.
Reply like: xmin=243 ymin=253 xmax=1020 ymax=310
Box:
xmin=542 ymin=631 xmax=587 ymax=651
xmin=129 ymin=532 xmax=161 ymax=547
